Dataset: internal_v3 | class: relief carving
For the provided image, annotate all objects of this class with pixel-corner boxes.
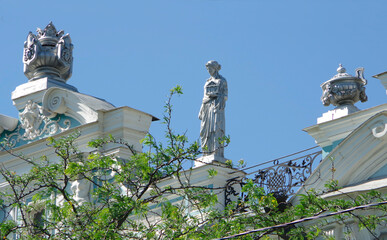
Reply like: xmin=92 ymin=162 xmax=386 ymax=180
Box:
xmin=23 ymin=32 xmax=39 ymax=62
xmin=2 ymin=100 xmax=71 ymax=148
xmin=19 ymin=100 xmax=44 ymax=140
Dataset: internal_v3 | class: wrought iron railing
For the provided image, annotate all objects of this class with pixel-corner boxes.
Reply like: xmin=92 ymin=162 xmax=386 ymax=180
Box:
xmin=225 ymin=147 xmax=322 ymax=205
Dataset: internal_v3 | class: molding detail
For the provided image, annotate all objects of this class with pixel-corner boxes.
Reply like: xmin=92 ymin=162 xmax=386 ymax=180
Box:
xmin=371 ymin=120 xmax=387 ymax=139
xmin=43 ymin=92 xmax=67 ymax=118
xmin=42 ymin=87 xmax=115 ymax=125
xmin=2 ymin=101 xmax=72 ymax=148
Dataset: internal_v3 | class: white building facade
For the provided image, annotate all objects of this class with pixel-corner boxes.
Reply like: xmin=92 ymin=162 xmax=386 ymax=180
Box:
xmin=0 ymin=23 xmax=243 ymax=238
xmin=1 ymin=22 xmax=387 ymax=239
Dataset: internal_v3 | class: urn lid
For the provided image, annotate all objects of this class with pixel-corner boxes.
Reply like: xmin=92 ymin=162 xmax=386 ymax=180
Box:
xmin=330 ymin=64 xmax=352 ymax=80
xmin=321 ymin=64 xmax=367 ymax=89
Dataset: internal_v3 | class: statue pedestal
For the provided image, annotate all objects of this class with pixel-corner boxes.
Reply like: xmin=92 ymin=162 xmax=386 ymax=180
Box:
xmin=195 ymin=154 xmax=228 ymax=168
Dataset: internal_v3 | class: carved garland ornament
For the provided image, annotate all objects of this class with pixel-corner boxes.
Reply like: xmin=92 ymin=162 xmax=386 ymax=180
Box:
xmin=3 ymin=100 xmax=71 ymax=147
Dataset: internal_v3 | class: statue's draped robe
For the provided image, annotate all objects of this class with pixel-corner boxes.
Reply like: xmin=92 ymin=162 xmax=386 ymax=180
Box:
xmin=199 ymin=76 xmax=228 ymax=157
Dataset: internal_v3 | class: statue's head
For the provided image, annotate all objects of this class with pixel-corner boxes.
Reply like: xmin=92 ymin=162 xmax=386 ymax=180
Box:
xmin=206 ymin=60 xmax=221 ymax=77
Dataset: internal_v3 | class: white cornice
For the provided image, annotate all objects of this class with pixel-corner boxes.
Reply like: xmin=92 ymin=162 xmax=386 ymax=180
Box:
xmin=322 ymin=178 xmax=387 ymax=199
xmin=303 ymin=103 xmax=387 ymax=147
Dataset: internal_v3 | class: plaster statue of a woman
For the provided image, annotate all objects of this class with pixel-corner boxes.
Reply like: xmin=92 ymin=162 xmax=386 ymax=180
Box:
xmin=199 ymin=60 xmax=228 ymax=157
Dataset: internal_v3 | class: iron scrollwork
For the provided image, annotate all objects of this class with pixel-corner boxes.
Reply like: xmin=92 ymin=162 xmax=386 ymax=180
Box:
xmin=225 ymin=149 xmax=322 ymax=206
xmin=225 ymin=178 xmax=242 ymax=206
xmin=252 ymin=151 xmax=322 ymax=198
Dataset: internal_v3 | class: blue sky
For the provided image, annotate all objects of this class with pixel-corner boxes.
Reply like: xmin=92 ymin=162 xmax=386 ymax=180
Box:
xmin=0 ymin=1 xmax=386 ymax=169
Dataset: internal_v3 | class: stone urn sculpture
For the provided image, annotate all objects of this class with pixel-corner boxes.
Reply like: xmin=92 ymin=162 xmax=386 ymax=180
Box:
xmin=321 ymin=64 xmax=368 ymax=108
xmin=23 ymin=22 xmax=73 ymax=82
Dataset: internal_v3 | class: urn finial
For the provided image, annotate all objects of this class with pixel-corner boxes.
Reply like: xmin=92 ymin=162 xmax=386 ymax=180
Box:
xmin=23 ymin=22 xmax=73 ymax=83
xmin=337 ymin=64 xmax=346 ymax=74
xmin=321 ymin=64 xmax=367 ymax=107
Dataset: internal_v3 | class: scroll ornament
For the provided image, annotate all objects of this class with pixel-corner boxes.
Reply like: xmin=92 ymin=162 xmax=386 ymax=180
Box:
xmin=371 ymin=119 xmax=387 ymax=139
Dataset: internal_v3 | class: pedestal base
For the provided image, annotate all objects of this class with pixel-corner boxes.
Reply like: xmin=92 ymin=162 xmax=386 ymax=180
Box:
xmin=317 ymin=104 xmax=360 ymax=124
xmin=12 ymin=77 xmax=78 ymax=100
xmin=195 ymin=155 xmax=228 ymax=167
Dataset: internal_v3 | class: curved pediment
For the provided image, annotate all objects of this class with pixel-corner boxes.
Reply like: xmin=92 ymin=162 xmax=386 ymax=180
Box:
xmin=296 ymin=111 xmax=387 ymax=196
xmin=338 ymin=112 xmax=387 ymax=186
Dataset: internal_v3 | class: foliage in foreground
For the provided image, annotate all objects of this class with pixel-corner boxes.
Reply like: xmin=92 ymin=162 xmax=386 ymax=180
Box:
xmin=0 ymin=86 xmax=387 ymax=239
